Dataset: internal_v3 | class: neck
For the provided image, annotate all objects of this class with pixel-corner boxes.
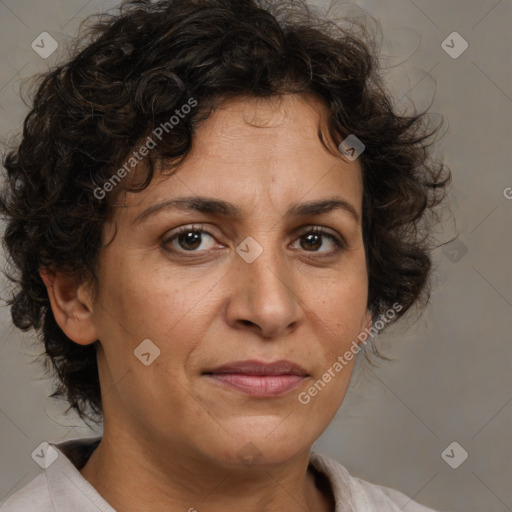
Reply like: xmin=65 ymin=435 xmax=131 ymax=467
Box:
xmin=79 ymin=428 xmax=334 ymax=512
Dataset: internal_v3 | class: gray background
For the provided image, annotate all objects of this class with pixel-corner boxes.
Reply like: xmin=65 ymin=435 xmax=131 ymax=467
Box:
xmin=0 ymin=1 xmax=511 ymax=511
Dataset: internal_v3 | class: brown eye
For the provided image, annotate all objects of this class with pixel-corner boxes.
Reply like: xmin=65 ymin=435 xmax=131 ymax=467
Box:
xmin=293 ymin=227 xmax=344 ymax=255
xmin=163 ymin=225 xmax=219 ymax=253
xmin=174 ymin=230 xmax=204 ymax=251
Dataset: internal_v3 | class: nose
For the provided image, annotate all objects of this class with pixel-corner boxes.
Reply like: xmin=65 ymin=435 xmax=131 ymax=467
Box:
xmin=224 ymin=239 xmax=303 ymax=339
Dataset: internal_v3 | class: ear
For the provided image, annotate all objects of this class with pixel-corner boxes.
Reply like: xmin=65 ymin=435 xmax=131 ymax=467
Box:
xmin=362 ymin=310 xmax=372 ymax=332
xmin=40 ymin=268 xmax=98 ymax=346
xmin=357 ymin=309 xmax=373 ymax=346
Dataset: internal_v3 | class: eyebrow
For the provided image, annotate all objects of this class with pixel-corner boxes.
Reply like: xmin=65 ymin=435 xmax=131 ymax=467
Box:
xmin=132 ymin=195 xmax=360 ymax=225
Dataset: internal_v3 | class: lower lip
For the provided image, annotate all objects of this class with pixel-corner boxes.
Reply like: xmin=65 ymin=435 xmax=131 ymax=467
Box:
xmin=205 ymin=373 xmax=306 ymax=397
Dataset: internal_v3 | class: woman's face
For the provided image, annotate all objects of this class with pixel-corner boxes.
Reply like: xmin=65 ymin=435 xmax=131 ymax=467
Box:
xmin=89 ymin=93 xmax=371 ymax=467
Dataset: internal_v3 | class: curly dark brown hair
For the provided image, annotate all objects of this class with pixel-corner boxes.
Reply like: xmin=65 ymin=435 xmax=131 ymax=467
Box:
xmin=0 ymin=0 xmax=450 ymax=424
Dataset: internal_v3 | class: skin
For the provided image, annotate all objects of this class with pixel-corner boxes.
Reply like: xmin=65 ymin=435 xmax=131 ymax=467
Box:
xmin=41 ymin=93 xmax=372 ymax=512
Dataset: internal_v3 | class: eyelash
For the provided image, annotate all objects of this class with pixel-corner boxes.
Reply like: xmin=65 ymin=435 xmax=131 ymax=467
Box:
xmin=162 ymin=224 xmax=345 ymax=257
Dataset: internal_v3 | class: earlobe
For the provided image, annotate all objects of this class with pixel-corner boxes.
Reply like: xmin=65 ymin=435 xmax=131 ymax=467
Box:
xmin=39 ymin=268 xmax=98 ymax=346
xmin=356 ymin=309 xmax=373 ymax=346
xmin=363 ymin=310 xmax=372 ymax=332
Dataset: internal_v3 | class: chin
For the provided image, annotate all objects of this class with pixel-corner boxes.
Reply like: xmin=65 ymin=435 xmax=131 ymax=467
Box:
xmin=199 ymin=419 xmax=314 ymax=469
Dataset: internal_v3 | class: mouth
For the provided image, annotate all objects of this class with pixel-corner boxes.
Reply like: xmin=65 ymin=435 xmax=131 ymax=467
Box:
xmin=202 ymin=359 xmax=309 ymax=397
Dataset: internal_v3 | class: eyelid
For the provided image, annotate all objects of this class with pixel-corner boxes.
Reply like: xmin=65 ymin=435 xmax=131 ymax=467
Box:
xmin=162 ymin=223 xmax=346 ymax=255
xmin=291 ymin=225 xmax=346 ymax=253
xmin=161 ymin=224 xmax=222 ymax=252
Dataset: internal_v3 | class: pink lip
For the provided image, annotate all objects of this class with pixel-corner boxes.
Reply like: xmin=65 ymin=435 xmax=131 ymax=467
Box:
xmin=203 ymin=359 xmax=308 ymax=397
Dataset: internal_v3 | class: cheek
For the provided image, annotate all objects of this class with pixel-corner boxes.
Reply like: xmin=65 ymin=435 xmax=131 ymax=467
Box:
xmin=306 ymin=265 xmax=368 ymax=355
xmin=99 ymin=249 xmax=188 ymax=328
xmin=104 ymin=269 xmax=215 ymax=368
xmin=312 ymin=257 xmax=368 ymax=317
xmin=93 ymin=267 xmax=209 ymax=409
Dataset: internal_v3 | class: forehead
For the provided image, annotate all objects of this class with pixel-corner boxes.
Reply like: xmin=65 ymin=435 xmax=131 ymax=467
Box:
xmin=117 ymin=94 xmax=363 ymax=223
xmin=192 ymin=93 xmax=346 ymax=161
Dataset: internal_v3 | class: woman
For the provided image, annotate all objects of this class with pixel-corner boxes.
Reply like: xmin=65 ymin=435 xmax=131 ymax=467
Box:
xmin=0 ymin=0 xmax=450 ymax=510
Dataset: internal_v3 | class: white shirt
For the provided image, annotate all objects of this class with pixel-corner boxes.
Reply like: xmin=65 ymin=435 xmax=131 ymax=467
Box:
xmin=0 ymin=437 xmax=441 ymax=511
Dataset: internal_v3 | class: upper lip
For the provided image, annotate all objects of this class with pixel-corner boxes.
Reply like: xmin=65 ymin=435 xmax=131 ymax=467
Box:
xmin=204 ymin=359 xmax=308 ymax=376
